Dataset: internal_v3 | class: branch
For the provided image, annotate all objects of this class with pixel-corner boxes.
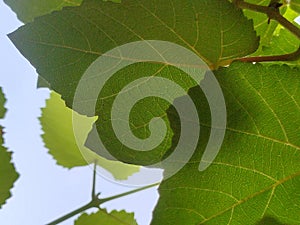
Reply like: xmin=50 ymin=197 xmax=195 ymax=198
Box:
xmin=46 ymin=201 xmax=96 ymax=225
xmin=237 ymin=47 xmax=300 ymax=63
xmin=46 ymin=182 xmax=160 ymax=225
xmin=234 ymin=0 xmax=300 ymax=39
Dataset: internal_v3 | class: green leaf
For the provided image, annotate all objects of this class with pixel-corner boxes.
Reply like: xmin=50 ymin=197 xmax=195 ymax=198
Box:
xmin=261 ymin=28 xmax=300 ymax=66
xmin=74 ymin=209 xmax=138 ymax=225
xmin=40 ymin=91 xmax=139 ymax=180
xmin=151 ymin=62 xmax=300 ymax=225
xmin=9 ymin=0 xmax=259 ymax=165
xmin=9 ymin=0 xmax=259 ymax=102
xmin=290 ymin=0 xmax=300 ymax=13
xmin=3 ymin=0 xmax=121 ymax=23
xmin=85 ymin=62 xmax=196 ymax=165
xmin=4 ymin=0 xmax=82 ymax=23
xmin=0 ymin=88 xmax=19 ymax=208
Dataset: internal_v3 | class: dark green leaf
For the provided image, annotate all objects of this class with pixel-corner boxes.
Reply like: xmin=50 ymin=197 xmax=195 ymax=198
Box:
xmin=9 ymin=0 xmax=259 ymax=106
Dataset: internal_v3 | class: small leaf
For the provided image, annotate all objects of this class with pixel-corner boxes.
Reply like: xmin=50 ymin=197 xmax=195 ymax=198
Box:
xmin=151 ymin=62 xmax=300 ymax=225
xmin=40 ymin=91 xmax=139 ymax=180
xmin=0 ymin=88 xmax=19 ymax=208
xmin=74 ymin=209 xmax=138 ymax=225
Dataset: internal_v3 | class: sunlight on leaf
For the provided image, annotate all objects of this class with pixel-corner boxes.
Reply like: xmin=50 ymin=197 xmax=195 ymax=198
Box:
xmin=75 ymin=209 xmax=138 ymax=225
xmin=40 ymin=91 xmax=139 ymax=180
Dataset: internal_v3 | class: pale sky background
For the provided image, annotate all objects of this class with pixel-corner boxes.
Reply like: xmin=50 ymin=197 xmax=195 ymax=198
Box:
xmin=0 ymin=2 xmax=159 ymax=225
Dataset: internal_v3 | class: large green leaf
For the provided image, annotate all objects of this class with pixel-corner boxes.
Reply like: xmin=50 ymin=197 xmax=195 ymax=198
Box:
xmin=151 ymin=62 xmax=300 ymax=225
xmin=9 ymin=0 xmax=259 ymax=166
xmin=9 ymin=0 xmax=259 ymax=101
xmin=40 ymin=91 xmax=139 ymax=180
xmin=75 ymin=209 xmax=137 ymax=225
xmin=0 ymin=88 xmax=19 ymax=208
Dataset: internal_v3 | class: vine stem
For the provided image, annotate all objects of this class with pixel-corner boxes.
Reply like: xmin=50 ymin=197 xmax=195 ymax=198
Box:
xmin=46 ymin=182 xmax=160 ymax=225
xmin=233 ymin=0 xmax=300 ymax=39
xmin=238 ymin=47 xmax=300 ymax=63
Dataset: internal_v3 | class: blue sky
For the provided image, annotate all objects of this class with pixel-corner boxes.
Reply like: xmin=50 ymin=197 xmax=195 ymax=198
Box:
xmin=0 ymin=2 xmax=159 ymax=225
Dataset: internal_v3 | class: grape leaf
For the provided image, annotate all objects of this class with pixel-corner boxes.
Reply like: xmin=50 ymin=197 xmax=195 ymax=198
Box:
xmin=75 ymin=209 xmax=138 ymax=225
xmin=40 ymin=91 xmax=139 ymax=180
xmin=0 ymin=88 xmax=19 ymax=208
xmin=290 ymin=0 xmax=300 ymax=13
xmin=9 ymin=0 xmax=259 ymax=105
xmin=9 ymin=0 xmax=259 ymax=166
xmin=151 ymin=62 xmax=300 ymax=225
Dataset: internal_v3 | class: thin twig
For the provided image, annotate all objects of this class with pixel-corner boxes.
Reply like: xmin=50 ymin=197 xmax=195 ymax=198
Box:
xmin=91 ymin=160 xmax=97 ymax=199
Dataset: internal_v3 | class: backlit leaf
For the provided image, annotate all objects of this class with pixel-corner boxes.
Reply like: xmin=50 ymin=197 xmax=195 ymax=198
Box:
xmin=40 ymin=91 xmax=139 ymax=180
xmin=75 ymin=209 xmax=138 ymax=225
